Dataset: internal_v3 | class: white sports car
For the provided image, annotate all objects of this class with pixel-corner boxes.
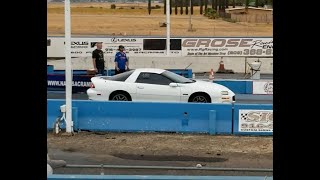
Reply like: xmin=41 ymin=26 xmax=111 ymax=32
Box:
xmin=87 ymin=68 xmax=235 ymax=103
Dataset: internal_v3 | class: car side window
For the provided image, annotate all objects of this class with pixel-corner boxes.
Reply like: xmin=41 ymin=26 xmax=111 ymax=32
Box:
xmin=136 ymin=73 xmax=173 ymax=85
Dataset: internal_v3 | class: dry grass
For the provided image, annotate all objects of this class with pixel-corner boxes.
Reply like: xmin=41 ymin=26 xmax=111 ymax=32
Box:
xmin=47 ymin=3 xmax=273 ymax=37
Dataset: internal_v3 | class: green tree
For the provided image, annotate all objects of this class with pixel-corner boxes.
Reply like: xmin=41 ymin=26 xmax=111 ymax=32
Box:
xmin=186 ymin=0 xmax=189 ymax=15
xmin=170 ymin=0 xmax=172 ymax=14
xmin=214 ymin=0 xmax=218 ymax=10
xmin=175 ymin=0 xmax=178 ymax=15
xmin=205 ymin=0 xmax=208 ymax=11
xmin=245 ymin=0 xmax=249 ymax=9
xmin=148 ymin=0 xmax=151 ymax=14
xmin=191 ymin=0 xmax=194 ymax=14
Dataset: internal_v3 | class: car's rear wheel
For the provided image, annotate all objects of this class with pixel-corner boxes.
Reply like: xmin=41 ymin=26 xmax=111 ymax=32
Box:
xmin=110 ymin=91 xmax=131 ymax=101
xmin=189 ymin=93 xmax=211 ymax=103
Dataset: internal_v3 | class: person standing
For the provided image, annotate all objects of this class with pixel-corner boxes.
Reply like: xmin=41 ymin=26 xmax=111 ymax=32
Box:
xmin=92 ymin=42 xmax=105 ymax=75
xmin=114 ymin=45 xmax=129 ymax=75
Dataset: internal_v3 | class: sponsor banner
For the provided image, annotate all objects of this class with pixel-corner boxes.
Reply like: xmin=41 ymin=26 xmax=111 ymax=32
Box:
xmin=47 ymin=37 xmax=182 ymax=57
xmin=47 ymin=37 xmax=272 ymax=57
xmin=100 ymin=38 xmax=143 ymax=56
xmin=47 ymin=80 xmax=91 ymax=87
xmin=47 ymin=74 xmax=92 ymax=91
xmin=181 ymin=38 xmax=273 ymax=57
xmin=47 ymin=37 xmax=95 ymax=57
xmin=239 ymin=109 xmax=273 ymax=132
xmin=252 ymin=80 xmax=273 ymax=94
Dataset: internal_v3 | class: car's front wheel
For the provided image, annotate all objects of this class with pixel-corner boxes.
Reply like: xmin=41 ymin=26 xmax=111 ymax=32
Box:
xmin=109 ymin=91 xmax=132 ymax=101
xmin=188 ymin=93 xmax=211 ymax=103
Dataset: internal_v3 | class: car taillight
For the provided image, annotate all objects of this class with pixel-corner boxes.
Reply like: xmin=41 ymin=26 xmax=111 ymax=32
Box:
xmin=90 ymin=83 xmax=95 ymax=88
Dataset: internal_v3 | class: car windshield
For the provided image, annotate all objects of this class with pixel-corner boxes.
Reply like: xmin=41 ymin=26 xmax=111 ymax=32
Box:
xmin=161 ymin=70 xmax=195 ymax=83
xmin=103 ymin=70 xmax=134 ymax=81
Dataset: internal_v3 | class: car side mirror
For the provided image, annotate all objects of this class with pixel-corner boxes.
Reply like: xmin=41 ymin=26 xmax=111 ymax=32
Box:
xmin=169 ymin=83 xmax=178 ymax=87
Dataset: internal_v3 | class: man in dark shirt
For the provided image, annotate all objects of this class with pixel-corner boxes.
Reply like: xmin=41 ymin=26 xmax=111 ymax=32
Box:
xmin=92 ymin=42 xmax=105 ymax=75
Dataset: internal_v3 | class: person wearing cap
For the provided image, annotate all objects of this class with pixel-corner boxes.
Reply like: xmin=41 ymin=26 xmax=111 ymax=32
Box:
xmin=114 ymin=45 xmax=129 ymax=75
xmin=92 ymin=42 xmax=105 ymax=75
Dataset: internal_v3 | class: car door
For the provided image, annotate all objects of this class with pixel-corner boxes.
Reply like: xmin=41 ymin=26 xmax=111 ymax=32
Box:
xmin=135 ymin=72 xmax=181 ymax=102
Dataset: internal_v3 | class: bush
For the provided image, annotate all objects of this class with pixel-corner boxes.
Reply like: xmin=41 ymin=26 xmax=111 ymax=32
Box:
xmin=131 ymin=7 xmax=135 ymax=9
xmin=204 ymin=8 xmax=218 ymax=19
xmin=111 ymin=4 xmax=116 ymax=9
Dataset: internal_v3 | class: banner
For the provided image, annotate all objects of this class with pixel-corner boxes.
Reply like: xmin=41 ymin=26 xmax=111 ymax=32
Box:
xmin=47 ymin=36 xmax=272 ymax=57
xmin=252 ymin=80 xmax=273 ymax=94
xmin=47 ymin=74 xmax=92 ymax=92
xmin=181 ymin=38 xmax=273 ymax=57
xmin=239 ymin=109 xmax=273 ymax=132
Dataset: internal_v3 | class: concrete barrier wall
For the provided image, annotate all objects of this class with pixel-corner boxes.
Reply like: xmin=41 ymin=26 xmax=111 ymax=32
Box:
xmin=48 ymin=100 xmax=273 ymax=135
xmin=47 ymin=100 xmax=233 ymax=134
xmin=47 ymin=56 xmax=273 ymax=74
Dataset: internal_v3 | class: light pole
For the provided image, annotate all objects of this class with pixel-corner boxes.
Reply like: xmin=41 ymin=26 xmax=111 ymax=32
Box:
xmin=64 ymin=0 xmax=73 ymax=133
xmin=166 ymin=0 xmax=170 ymax=56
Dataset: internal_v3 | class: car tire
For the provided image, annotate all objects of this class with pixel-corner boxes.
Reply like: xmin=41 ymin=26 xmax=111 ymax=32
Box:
xmin=189 ymin=93 xmax=211 ymax=103
xmin=110 ymin=92 xmax=131 ymax=101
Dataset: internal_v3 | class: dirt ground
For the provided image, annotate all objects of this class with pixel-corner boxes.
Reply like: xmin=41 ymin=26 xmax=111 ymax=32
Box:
xmin=47 ymin=132 xmax=272 ymax=175
xmin=47 ymin=3 xmax=273 ymax=37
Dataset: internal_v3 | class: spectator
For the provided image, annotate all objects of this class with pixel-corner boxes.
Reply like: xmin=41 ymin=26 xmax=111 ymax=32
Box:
xmin=92 ymin=42 xmax=105 ymax=75
xmin=114 ymin=45 xmax=129 ymax=74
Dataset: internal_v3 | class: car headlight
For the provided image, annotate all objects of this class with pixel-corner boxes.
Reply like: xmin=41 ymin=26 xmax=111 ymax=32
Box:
xmin=221 ymin=91 xmax=229 ymax=95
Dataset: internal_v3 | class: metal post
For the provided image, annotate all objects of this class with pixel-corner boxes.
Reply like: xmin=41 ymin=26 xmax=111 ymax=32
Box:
xmin=166 ymin=0 xmax=170 ymax=56
xmin=188 ymin=0 xmax=192 ymax=31
xmin=245 ymin=57 xmax=247 ymax=74
xmin=64 ymin=0 xmax=73 ymax=133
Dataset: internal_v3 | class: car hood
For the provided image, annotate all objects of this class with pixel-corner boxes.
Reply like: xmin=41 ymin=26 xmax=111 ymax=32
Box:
xmin=180 ymin=80 xmax=235 ymax=95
